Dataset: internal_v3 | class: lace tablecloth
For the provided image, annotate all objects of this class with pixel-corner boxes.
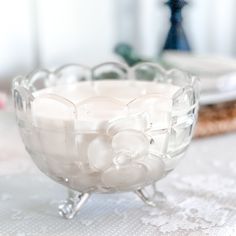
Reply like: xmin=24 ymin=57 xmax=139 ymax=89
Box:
xmin=1 ymin=111 xmax=236 ymax=236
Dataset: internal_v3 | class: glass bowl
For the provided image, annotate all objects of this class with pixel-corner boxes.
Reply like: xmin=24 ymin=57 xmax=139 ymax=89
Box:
xmin=12 ymin=62 xmax=199 ymax=219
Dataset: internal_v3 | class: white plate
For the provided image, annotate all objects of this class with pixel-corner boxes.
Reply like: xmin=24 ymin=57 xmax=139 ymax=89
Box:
xmin=163 ymin=51 xmax=236 ymax=105
xmin=200 ymin=89 xmax=236 ymax=105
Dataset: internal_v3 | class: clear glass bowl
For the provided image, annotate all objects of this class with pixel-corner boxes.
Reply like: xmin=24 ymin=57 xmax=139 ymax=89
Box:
xmin=12 ymin=62 xmax=199 ymax=219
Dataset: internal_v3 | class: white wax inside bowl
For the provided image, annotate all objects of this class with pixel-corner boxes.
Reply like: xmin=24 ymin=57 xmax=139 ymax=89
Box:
xmin=32 ymin=80 xmax=179 ymax=109
xmin=32 ymin=80 xmax=179 ymax=131
xmin=30 ymin=80 xmax=185 ymax=191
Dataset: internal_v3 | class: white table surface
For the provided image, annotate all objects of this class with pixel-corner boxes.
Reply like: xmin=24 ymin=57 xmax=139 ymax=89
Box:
xmin=0 ymin=111 xmax=236 ymax=236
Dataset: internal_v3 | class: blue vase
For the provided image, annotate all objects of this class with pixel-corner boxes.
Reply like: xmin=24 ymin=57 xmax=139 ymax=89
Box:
xmin=163 ymin=0 xmax=191 ymax=51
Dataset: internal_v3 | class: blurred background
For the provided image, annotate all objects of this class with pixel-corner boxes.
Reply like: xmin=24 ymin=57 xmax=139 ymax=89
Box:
xmin=1 ymin=0 xmax=236 ymax=84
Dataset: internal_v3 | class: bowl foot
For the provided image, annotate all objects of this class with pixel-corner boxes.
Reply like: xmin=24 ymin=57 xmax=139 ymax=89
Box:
xmin=135 ymin=183 xmax=166 ymax=207
xmin=58 ymin=190 xmax=90 ymax=219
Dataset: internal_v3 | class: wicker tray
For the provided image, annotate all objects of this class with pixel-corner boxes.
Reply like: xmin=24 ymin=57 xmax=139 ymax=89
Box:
xmin=195 ymin=100 xmax=236 ymax=137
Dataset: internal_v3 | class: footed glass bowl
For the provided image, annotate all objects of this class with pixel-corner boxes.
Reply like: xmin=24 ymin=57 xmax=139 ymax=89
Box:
xmin=12 ymin=62 xmax=199 ymax=219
